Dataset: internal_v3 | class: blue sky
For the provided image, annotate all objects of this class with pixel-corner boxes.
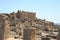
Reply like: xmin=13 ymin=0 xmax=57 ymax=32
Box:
xmin=0 ymin=0 xmax=60 ymax=23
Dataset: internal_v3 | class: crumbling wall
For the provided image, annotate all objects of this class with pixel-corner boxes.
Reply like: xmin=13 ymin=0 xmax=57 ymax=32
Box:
xmin=16 ymin=11 xmax=36 ymax=21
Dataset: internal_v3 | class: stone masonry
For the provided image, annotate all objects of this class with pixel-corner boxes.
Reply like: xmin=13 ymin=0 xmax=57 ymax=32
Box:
xmin=0 ymin=10 xmax=60 ymax=40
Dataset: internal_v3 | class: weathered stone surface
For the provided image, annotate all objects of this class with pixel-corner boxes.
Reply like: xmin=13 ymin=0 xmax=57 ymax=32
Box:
xmin=23 ymin=27 xmax=36 ymax=40
xmin=0 ymin=15 xmax=10 ymax=40
xmin=0 ymin=10 xmax=59 ymax=40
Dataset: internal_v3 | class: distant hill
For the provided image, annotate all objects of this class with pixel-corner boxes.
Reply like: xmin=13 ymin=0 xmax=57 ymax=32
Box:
xmin=54 ymin=23 xmax=60 ymax=25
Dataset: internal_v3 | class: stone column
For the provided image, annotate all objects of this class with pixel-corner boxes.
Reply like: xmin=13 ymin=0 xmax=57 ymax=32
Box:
xmin=0 ymin=15 xmax=10 ymax=40
xmin=23 ymin=27 xmax=36 ymax=40
xmin=57 ymin=28 xmax=60 ymax=40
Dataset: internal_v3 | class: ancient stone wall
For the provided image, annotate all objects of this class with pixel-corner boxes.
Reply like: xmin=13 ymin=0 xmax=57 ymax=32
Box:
xmin=16 ymin=11 xmax=36 ymax=21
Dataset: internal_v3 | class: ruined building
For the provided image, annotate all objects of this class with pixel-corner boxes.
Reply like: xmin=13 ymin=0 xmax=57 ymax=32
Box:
xmin=0 ymin=10 xmax=60 ymax=40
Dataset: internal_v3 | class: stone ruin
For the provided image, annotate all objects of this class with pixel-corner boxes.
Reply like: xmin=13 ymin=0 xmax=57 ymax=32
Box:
xmin=0 ymin=15 xmax=10 ymax=40
xmin=0 ymin=10 xmax=60 ymax=40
